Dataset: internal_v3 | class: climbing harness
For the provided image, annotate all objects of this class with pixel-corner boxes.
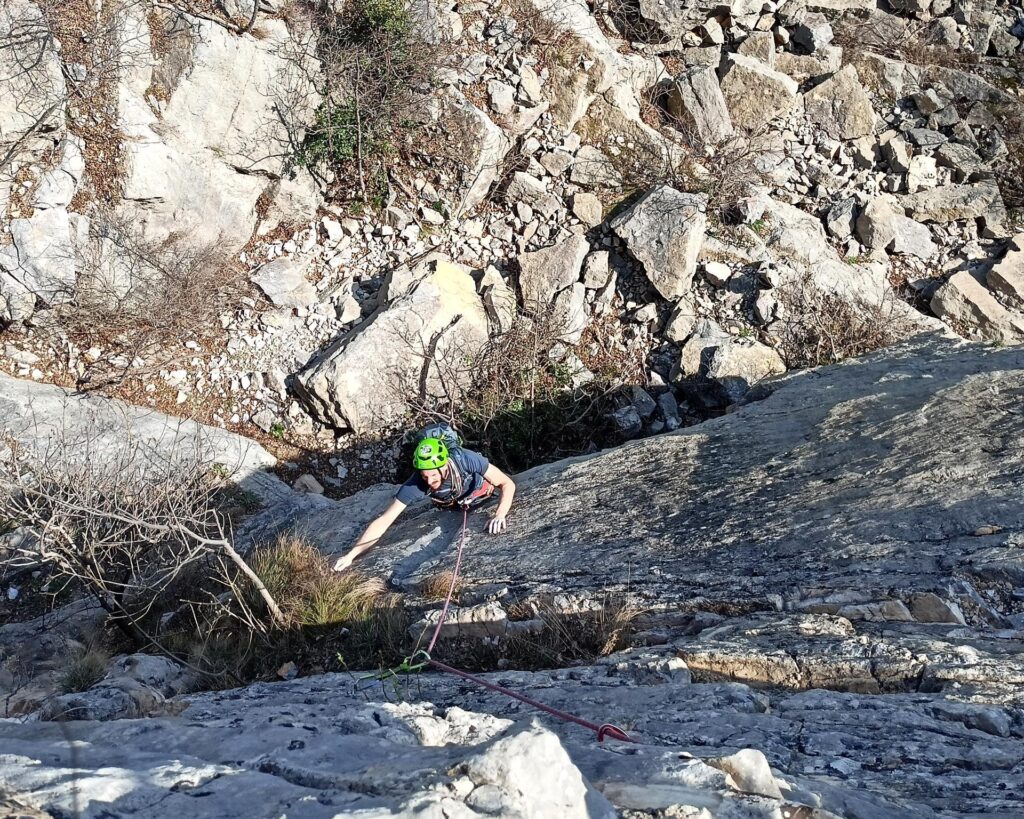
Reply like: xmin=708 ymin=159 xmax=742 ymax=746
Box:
xmin=383 ymin=508 xmax=636 ymax=744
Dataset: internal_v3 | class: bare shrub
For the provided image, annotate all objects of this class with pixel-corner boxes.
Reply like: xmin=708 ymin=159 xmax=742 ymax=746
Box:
xmin=54 ymin=216 xmax=242 ymax=387
xmin=598 ymin=83 xmax=779 ymax=222
xmin=0 ymin=424 xmax=283 ymax=653
xmin=404 ymin=308 xmax=623 ymax=472
xmin=833 ymin=13 xmax=978 ymax=73
xmin=774 ymin=273 xmax=918 ymax=368
xmin=278 ymin=0 xmax=445 ymax=207
xmin=989 ymin=97 xmax=1024 ymax=213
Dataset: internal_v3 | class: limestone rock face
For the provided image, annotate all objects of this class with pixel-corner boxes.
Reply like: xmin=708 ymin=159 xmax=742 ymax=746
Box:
xmin=295 ymin=258 xmax=490 ymax=433
xmin=115 ymin=9 xmax=321 ymax=249
xmin=4 ymin=337 xmax=1024 ymax=819
xmin=609 ymin=186 xmax=708 ymax=300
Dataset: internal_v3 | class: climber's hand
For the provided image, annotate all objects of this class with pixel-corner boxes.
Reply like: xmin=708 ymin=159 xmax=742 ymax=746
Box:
xmin=332 ymin=553 xmax=354 ymax=572
xmin=487 ymin=515 xmax=507 ymax=534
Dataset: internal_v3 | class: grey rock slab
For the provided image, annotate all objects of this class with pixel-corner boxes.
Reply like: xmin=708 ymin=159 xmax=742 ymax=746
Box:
xmin=7 ymin=337 xmax=1024 ymax=817
xmin=609 ymin=185 xmax=708 ymax=301
xmin=347 ymin=335 xmax=1024 ymax=629
xmin=0 ymin=372 xmax=277 ymax=489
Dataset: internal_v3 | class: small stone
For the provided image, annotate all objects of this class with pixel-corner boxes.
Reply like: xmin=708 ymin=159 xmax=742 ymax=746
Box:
xmin=704 ymin=262 xmax=732 ymax=287
xmin=293 ymin=474 xmax=324 ymax=494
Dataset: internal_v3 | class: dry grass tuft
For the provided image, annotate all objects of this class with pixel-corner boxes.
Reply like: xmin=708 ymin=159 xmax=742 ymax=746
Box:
xmin=59 ymin=646 xmax=108 ymax=693
xmin=418 ymin=571 xmax=464 ymax=603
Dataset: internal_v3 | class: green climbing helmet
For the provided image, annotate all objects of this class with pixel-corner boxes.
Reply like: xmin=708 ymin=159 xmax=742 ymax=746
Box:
xmin=413 ymin=437 xmax=449 ymax=470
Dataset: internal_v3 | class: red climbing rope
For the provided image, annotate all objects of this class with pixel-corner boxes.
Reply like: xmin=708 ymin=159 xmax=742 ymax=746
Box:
xmin=420 ymin=507 xmax=636 ymax=744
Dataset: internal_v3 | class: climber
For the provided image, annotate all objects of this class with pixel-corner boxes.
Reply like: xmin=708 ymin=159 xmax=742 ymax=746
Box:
xmin=331 ymin=426 xmax=516 ymax=572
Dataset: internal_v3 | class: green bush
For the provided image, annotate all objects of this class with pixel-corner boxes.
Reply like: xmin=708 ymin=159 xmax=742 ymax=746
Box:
xmin=344 ymin=0 xmax=411 ymax=44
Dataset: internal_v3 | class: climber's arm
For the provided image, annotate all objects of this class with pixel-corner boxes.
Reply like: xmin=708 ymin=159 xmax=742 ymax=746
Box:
xmin=332 ymin=499 xmax=407 ymax=571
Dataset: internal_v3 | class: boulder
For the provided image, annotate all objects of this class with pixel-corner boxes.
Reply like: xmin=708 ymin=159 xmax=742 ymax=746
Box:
xmin=736 ymin=31 xmax=775 ymax=68
xmin=678 ymin=319 xmax=786 ymax=404
xmin=901 ymin=182 xmax=1005 ymax=224
xmin=803 ymin=65 xmax=876 ymax=141
xmin=296 ymin=258 xmax=490 ymax=432
xmin=708 ymin=749 xmax=783 ymax=800
xmin=581 ymin=251 xmax=612 ymax=289
xmin=478 ymin=266 xmax=516 ymax=335
xmin=719 ymin=53 xmax=799 ymax=131
xmin=665 ymin=298 xmax=698 ymax=342
xmin=825 ymin=197 xmax=858 ymax=239
xmin=610 ymin=186 xmax=707 ymax=301
xmin=906 ymin=155 xmax=938 ymax=193
xmin=250 ymin=256 xmax=318 ymax=309
xmin=665 ymin=66 xmax=733 ymax=144
xmin=441 ymin=92 xmax=513 ymax=216
xmin=517 ymin=234 xmax=590 ymax=309
xmin=0 ymin=209 xmax=86 ymax=318
xmin=856 ymin=196 xmax=937 ymax=260
xmin=552 ymin=282 xmax=589 ymax=343
xmin=774 ymin=46 xmax=842 ymax=83
xmin=930 ymin=271 xmax=1024 ymax=344
xmin=986 ymin=235 xmax=1024 ymax=309
xmin=854 ymin=52 xmax=922 ymax=99
xmin=570 ymin=192 xmax=604 ymax=227
xmin=792 ymin=12 xmax=834 ymax=52
xmin=934 ymin=142 xmax=987 ymax=182
xmin=610 ymin=405 xmax=643 ymax=439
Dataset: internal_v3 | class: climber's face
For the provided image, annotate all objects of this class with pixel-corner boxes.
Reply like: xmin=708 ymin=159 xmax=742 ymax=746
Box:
xmin=421 ymin=464 xmax=448 ymax=490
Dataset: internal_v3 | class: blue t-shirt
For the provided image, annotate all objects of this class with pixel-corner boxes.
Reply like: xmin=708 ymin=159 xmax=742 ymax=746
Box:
xmin=396 ymin=448 xmax=490 ymax=506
